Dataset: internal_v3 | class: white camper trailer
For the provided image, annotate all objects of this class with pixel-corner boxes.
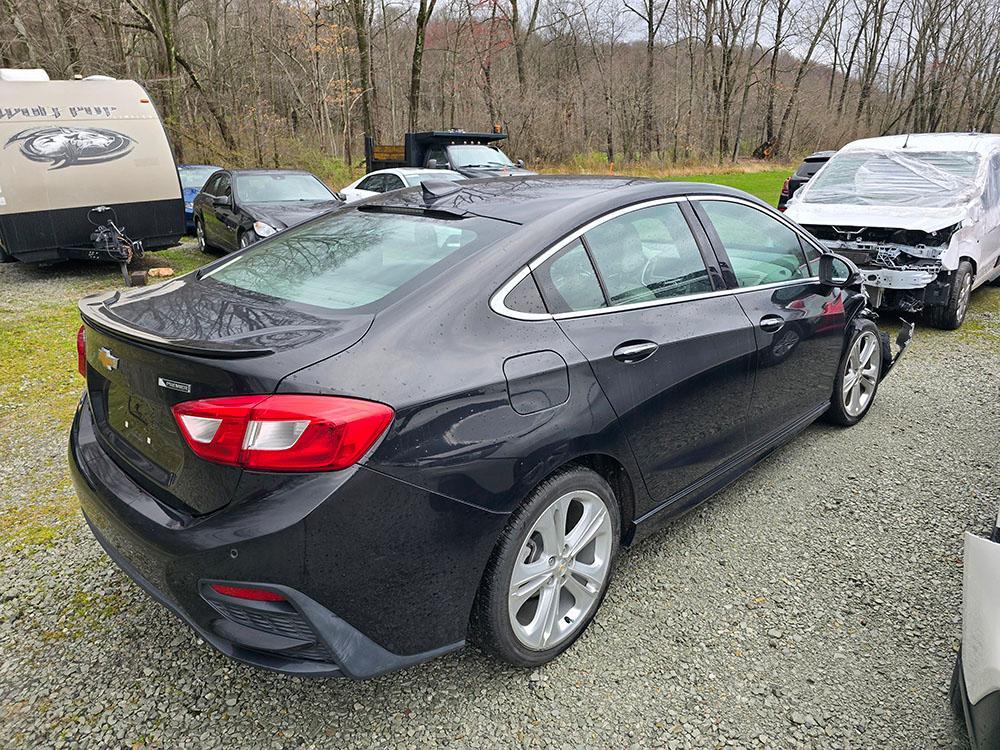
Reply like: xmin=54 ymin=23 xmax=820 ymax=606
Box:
xmin=0 ymin=73 xmax=185 ymax=263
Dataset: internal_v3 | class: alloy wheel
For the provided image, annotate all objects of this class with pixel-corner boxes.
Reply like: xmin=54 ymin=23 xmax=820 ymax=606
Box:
xmin=956 ymin=273 xmax=972 ymax=323
xmin=196 ymin=221 xmax=206 ymax=251
xmin=507 ymin=490 xmax=613 ymax=651
xmin=842 ymin=330 xmax=881 ymax=417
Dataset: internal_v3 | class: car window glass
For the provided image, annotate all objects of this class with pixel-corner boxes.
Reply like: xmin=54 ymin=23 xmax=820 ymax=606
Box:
xmin=700 ymin=200 xmax=810 ymax=287
xmin=503 ymin=274 xmax=547 ymax=315
xmin=201 ymin=175 xmax=219 ymax=195
xmin=357 ymin=175 xmax=384 ymax=192
xmin=584 ymin=203 xmax=712 ymax=306
xmin=383 ymin=174 xmax=405 ymax=191
xmin=425 ymin=148 xmax=448 ymax=167
xmin=207 ymin=212 xmax=507 ymax=311
xmin=535 ymin=240 xmax=606 ymax=314
xmin=798 ymin=236 xmax=821 ymax=274
xmin=216 ymin=174 xmax=231 ymax=197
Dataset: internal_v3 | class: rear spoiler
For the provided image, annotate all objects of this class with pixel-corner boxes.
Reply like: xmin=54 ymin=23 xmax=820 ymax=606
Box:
xmin=79 ymin=291 xmax=275 ymax=358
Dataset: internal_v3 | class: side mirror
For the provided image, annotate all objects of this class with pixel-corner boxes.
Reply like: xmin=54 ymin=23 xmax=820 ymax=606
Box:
xmin=212 ymin=194 xmax=230 ymax=207
xmin=818 ymin=252 xmax=861 ymax=287
xmin=516 ymin=159 xmax=525 ymax=168
xmin=426 ymin=158 xmax=438 ymax=169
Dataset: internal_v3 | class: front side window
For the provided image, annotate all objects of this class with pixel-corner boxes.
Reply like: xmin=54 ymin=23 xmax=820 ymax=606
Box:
xmin=236 ymin=173 xmax=334 ymax=203
xmin=584 ymin=203 xmax=711 ymax=306
xmin=206 ymin=211 xmax=505 ymax=311
xmin=700 ymin=200 xmax=810 ymax=287
xmin=202 ymin=174 xmax=222 ymax=196
xmin=535 ymin=240 xmax=606 ymax=314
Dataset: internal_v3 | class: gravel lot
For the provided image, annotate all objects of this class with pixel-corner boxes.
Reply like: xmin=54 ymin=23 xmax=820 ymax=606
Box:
xmin=0 ymin=253 xmax=998 ymax=749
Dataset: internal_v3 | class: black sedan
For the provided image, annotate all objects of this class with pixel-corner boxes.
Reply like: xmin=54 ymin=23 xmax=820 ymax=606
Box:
xmin=70 ymin=176 xmax=911 ymax=679
xmin=192 ymin=168 xmax=343 ymax=253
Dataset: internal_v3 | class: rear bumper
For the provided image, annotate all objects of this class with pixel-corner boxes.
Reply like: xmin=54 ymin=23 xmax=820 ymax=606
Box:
xmin=69 ymin=394 xmax=507 ymax=678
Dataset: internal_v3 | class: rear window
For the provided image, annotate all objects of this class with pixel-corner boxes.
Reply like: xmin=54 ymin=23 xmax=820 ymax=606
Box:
xmin=205 ymin=210 xmax=505 ymax=311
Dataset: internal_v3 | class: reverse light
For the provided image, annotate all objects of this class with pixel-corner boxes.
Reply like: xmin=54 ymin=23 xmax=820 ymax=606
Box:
xmin=253 ymin=221 xmax=277 ymax=238
xmin=210 ymin=584 xmax=286 ymax=602
xmin=172 ymin=394 xmax=393 ymax=472
xmin=77 ymin=325 xmax=86 ymax=376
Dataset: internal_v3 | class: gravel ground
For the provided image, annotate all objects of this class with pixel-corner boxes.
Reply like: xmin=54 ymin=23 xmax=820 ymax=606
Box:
xmin=0 ymin=255 xmax=998 ymax=749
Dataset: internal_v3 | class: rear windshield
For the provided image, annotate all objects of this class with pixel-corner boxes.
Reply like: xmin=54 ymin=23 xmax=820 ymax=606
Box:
xmin=799 ymin=150 xmax=981 ymax=207
xmin=205 ymin=210 xmax=506 ymax=311
xmin=236 ymin=173 xmax=334 ymax=202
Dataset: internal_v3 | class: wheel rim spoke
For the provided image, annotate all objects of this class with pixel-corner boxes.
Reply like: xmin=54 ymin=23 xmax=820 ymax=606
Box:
xmin=508 ymin=489 xmax=613 ymax=651
xmin=843 ymin=332 xmax=880 ymax=416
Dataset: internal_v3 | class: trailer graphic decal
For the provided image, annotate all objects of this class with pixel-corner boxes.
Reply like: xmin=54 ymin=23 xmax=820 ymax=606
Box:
xmin=5 ymin=126 xmax=135 ymax=169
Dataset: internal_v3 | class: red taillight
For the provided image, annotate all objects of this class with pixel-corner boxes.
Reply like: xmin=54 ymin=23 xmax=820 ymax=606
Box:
xmin=210 ymin=584 xmax=286 ymax=602
xmin=77 ymin=325 xmax=87 ymax=376
xmin=172 ymin=394 xmax=394 ymax=472
xmin=781 ymin=176 xmax=791 ymax=196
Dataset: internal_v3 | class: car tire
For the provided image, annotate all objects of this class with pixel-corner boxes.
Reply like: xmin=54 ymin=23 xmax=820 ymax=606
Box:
xmin=924 ymin=261 xmax=973 ymax=330
xmin=469 ymin=466 xmax=620 ymax=668
xmin=824 ymin=319 xmax=884 ymax=427
xmin=195 ymin=217 xmax=211 ymax=254
xmin=0 ymin=243 xmax=14 ymax=263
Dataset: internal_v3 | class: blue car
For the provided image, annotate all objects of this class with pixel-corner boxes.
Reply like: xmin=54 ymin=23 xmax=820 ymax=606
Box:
xmin=177 ymin=164 xmax=222 ymax=233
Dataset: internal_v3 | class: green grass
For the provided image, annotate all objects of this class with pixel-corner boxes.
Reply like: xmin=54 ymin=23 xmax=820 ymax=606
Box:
xmin=669 ymin=170 xmax=787 ymax=205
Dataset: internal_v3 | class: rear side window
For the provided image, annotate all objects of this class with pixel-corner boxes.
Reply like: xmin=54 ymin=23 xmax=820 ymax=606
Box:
xmin=206 ymin=211 xmax=506 ymax=311
xmin=535 ymin=240 xmax=606 ymax=313
xmin=584 ymin=203 xmax=711 ymax=305
xmin=358 ymin=174 xmax=385 ymax=192
xmin=383 ymin=174 xmax=405 ymax=191
xmin=699 ymin=200 xmax=810 ymax=287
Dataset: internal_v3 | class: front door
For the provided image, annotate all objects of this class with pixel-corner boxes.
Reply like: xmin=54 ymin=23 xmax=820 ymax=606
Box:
xmin=693 ymin=197 xmax=848 ymax=445
xmin=532 ymin=200 xmax=756 ymax=508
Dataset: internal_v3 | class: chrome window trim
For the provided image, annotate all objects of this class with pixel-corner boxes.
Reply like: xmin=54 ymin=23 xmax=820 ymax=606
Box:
xmin=489 ymin=193 xmax=825 ymax=322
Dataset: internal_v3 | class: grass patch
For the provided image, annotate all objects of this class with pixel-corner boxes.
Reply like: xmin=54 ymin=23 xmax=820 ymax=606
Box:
xmin=42 ymin=589 xmax=127 ymax=641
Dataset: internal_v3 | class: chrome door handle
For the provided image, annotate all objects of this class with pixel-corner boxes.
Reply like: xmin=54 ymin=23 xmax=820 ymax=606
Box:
xmin=613 ymin=341 xmax=658 ymax=363
xmin=759 ymin=315 xmax=784 ymax=333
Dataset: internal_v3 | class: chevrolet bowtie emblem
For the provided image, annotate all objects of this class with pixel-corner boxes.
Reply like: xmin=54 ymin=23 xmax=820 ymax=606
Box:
xmin=97 ymin=347 xmax=119 ymax=371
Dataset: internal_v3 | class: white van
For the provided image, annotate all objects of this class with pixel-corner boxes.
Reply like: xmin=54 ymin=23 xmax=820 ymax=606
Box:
xmin=785 ymin=133 xmax=1000 ymax=329
xmin=0 ymin=72 xmax=184 ymax=263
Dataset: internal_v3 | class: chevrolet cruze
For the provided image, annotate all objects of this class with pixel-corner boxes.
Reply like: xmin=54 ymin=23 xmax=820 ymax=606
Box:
xmin=70 ymin=176 xmax=910 ymax=678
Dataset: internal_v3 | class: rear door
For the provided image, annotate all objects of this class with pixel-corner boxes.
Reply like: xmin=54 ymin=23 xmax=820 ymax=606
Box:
xmin=533 ymin=199 xmax=756 ymax=507
xmin=693 ymin=197 xmax=847 ymax=445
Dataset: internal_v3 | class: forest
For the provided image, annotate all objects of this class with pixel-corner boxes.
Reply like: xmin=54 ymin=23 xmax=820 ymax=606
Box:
xmin=3 ymin=0 xmax=999 ymax=178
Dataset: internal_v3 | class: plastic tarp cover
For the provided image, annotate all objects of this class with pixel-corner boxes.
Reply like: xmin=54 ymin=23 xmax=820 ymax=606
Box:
xmin=799 ymin=149 xmax=981 ymax=208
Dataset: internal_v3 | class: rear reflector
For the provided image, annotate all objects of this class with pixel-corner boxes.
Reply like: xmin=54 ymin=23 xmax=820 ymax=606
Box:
xmin=210 ymin=584 xmax=286 ymax=602
xmin=77 ymin=325 xmax=86 ymax=376
xmin=172 ymin=394 xmax=393 ymax=472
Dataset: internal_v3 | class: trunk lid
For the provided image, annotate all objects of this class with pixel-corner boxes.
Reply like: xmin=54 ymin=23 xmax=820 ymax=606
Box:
xmin=79 ymin=276 xmax=372 ymax=515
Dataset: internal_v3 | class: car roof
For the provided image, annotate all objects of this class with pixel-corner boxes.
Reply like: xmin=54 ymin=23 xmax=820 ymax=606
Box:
xmin=364 ymin=168 xmax=464 ymax=177
xmin=840 ymin=132 xmax=1000 ymax=156
xmin=179 ymin=164 xmax=221 ymax=170
xmin=803 ymin=151 xmax=836 ymax=161
xmin=364 ymin=175 xmax=759 ymax=226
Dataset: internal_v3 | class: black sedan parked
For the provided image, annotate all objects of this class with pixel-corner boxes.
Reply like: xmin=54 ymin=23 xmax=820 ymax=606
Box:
xmin=777 ymin=150 xmax=835 ymax=210
xmin=192 ymin=168 xmax=343 ymax=253
xmin=70 ymin=176 xmax=911 ymax=679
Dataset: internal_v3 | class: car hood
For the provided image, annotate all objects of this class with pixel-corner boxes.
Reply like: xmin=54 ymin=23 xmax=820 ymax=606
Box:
xmin=453 ymin=166 xmax=537 ymax=178
xmin=243 ymin=200 xmax=343 ymax=230
xmin=785 ymin=201 xmax=972 ymax=232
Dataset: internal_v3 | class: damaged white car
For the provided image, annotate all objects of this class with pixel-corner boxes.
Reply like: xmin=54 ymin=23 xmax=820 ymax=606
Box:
xmin=951 ymin=512 xmax=1000 ymax=748
xmin=786 ymin=133 xmax=1000 ymax=329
